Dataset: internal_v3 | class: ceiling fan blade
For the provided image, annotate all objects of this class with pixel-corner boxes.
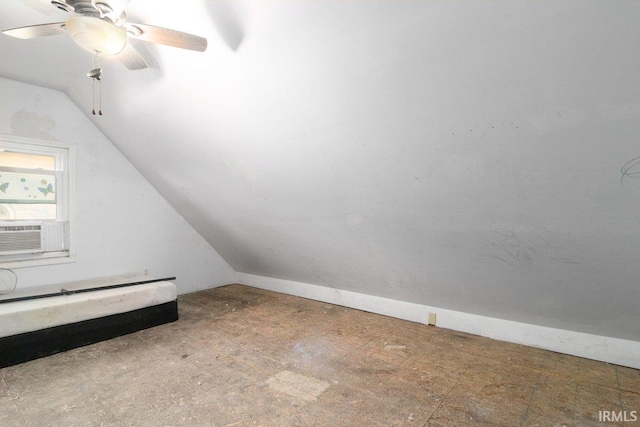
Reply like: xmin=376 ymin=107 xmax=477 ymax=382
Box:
xmin=126 ymin=23 xmax=207 ymax=52
xmin=2 ymin=22 xmax=66 ymax=39
xmin=116 ymin=43 xmax=148 ymax=70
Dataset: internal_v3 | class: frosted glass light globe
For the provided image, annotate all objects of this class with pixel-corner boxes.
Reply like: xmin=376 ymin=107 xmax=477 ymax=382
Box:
xmin=65 ymin=16 xmax=127 ymax=55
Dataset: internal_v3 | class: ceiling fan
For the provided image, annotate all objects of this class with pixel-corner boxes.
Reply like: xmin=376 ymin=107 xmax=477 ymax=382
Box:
xmin=2 ymin=0 xmax=208 ymax=114
xmin=3 ymin=0 xmax=207 ymax=70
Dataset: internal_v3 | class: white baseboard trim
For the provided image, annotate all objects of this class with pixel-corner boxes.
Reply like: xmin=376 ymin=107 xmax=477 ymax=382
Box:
xmin=237 ymin=273 xmax=640 ymax=369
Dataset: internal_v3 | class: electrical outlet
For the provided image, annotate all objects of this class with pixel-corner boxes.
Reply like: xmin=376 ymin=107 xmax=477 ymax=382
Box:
xmin=428 ymin=312 xmax=436 ymax=326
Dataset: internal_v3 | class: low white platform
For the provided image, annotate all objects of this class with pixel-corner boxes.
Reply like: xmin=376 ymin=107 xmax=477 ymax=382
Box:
xmin=0 ymin=274 xmax=176 ymax=338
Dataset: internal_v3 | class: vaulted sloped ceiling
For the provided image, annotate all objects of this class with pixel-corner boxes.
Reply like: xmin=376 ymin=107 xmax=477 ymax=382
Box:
xmin=2 ymin=0 xmax=640 ymax=340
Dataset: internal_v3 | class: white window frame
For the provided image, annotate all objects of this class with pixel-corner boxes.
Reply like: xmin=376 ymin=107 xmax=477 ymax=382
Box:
xmin=0 ymin=134 xmax=76 ymax=268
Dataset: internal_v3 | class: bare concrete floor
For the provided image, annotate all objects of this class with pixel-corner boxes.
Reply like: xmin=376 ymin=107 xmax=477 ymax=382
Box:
xmin=1 ymin=284 xmax=638 ymax=426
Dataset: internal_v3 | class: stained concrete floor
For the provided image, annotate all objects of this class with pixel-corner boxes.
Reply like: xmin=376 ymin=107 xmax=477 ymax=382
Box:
xmin=1 ymin=285 xmax=639 ymax=427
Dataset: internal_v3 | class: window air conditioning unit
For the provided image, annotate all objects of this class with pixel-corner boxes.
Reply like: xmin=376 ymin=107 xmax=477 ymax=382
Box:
xmin=0 ymin=222 xmax=69 ymax=255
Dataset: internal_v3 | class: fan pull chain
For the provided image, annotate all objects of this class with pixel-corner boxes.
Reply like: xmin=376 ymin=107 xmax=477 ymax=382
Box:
xmin=92 ymin=78 xmax=95 ymax=116
xmin=98 ymin=77 xmax=102 ymax=116
xmin=91 ymin=54 xmax=96 ymax=115
xmin=89 ymin=53 xmax=103 ymax=116
xmin=97 ymin=53 xmax=102 ymax=116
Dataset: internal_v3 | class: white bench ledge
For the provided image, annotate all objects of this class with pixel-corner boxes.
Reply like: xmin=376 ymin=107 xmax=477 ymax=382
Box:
xmin=0 ymin=274 xmax=177 ymax=338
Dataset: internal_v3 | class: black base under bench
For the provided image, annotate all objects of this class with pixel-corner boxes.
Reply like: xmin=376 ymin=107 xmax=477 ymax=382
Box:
xmin=0 ymin=300 xmax=178 ymax=369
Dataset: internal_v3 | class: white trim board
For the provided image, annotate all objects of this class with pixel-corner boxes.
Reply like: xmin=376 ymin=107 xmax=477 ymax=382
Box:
xmin=237 ymin=273 xmax=640 ymax=369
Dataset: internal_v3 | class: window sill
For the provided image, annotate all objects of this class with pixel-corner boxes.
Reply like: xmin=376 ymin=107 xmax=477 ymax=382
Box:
xmin=0 ymin=253 xmax=76 ymax=269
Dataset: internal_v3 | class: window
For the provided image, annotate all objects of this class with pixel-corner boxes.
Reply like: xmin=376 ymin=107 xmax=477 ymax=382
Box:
xmin=0 ymin=135 xmax=75 ymax=267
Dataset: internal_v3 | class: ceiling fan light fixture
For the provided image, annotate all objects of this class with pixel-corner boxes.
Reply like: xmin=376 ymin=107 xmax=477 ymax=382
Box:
xmin=66 ymin=16 xmax=126 ymax=55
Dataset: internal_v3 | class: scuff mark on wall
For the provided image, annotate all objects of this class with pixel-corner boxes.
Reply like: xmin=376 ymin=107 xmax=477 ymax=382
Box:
xmin=224 ymin=158 xmax=259 ymax=191
xmin=598 ymin=103 xmax=640 ymax=121
xmin=480 ymin=119 xmax=495 ymax=138
xmin=620 ymin=156 xmax=640 ymax=188
xmin=84 ymin=143 xmax=101 ymax=159
xmin=85 ymin=143 xmax=102 ymax=176
xmin=346 ymin=214 xmax=367 ymax=227
xmin=527 ymin=108 xmax=587 ymax=134
xmin=444 ymin=154 xmax=484 ymax=181
xmin=10 ymin=109 xmax=56 ymax=140
xmin=485 ymin=227 xmax=578 ymax=269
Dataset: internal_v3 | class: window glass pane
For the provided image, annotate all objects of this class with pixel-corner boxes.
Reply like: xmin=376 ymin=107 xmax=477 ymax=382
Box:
xmin=0 ymin=151 xmax=57 ymax=221
xmin=0 ymin=151 xmax=55 ymax=170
